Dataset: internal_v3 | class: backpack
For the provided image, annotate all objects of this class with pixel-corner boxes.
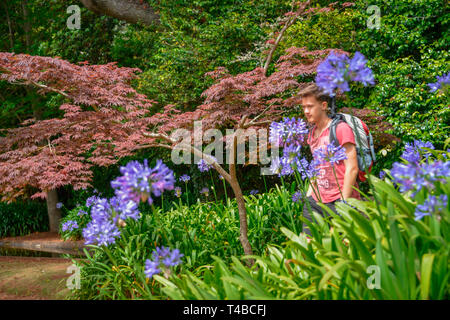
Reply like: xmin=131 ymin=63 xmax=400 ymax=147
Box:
xmin=329 ymin=113 xmax=376 ymax=182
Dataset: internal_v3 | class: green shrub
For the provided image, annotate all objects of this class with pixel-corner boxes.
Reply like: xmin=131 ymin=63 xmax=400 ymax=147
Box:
xmin=0 ymin=200 xmax=48 ymax=238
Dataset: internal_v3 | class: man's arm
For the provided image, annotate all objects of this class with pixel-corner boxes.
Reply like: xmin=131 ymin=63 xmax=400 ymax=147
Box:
xmin=341 ymin=142 xmax=359 ymax=200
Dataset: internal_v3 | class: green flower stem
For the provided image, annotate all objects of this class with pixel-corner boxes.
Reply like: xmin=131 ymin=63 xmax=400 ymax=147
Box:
xmin=222 ymin=178 xmax=228 ymax=203
xmin=184 ymin=181 xmax=189 ymax=206
xmin=263 ymin=174 xmax=268 ymax=193
xmin=209 ymin=171 xmax=218 ymax=203
xmin=331 ymin=164 xmax=345 ymax=201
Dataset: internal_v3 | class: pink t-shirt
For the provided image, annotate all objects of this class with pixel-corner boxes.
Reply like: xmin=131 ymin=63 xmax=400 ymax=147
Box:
xmin=307 ymin=121 xmax=361 ymax=203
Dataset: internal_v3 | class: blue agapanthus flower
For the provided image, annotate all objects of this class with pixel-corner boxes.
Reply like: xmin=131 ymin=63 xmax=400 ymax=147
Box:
xmin=179 ymin=174 xmax=191 ymax=182
xmin=314 ymin=141 xmax=348 ymax=166
xmin=197 ymin=159 xmax=212 ymax=172
xmin=269 ymin=117 xmax=309 ymax=148
xmin=77 ymin=209 xmax=88 ymax=217
xmin=315 ymin=51 xmax=374 ymax=97
xmin=414 ymin=194 xmax=448 ymax=220
xmin=390 ymin=140 xmax=448 ymax=196
xmin=401 ymin=140 xmax=435 ymax=163
xmin=428 ymin=72 xmax=450 ymax=93
xmin=295 ymin=157 xmax=320 ymax=180
xmin=249 ymin=189 xmax=259 ymax=195
xmin=82 ymin=196 xmax=141 ymax=246
xmin=111 ymin=159 xmax=175 ymax=205
xmin=62 ymin=220 xmax=78 ymax=232
xmin=292 ymin=191 xmax=304 ymax=203
xmin=144 ymin=246 xmax=183 ymax=279
xmin=83 ymin=218 xmax=121 ymax=246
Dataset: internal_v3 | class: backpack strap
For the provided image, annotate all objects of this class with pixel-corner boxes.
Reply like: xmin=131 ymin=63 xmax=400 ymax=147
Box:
xmin=329 ymin=113 xmax=345 ymax=147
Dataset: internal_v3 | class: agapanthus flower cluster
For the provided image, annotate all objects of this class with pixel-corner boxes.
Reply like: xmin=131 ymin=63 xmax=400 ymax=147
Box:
xmin=315 ymin=51 xmax=375 ymax=97
xmin=77 ymin=209 xmax=88 ymax=217
xmin=249 ymin=189 xmax=259 ymax=195
xmin=295 ymin=157 xmax=321 ymax=180
xmin=401 ymin=140 xmax=435 ymax=163
xmin=269 ymin=117 xmax=309 ymax=148
xmin=86 ymin=195 xmax=100 ymax=207
xmin=174 ymin=187 xmax=182 ymax=198
xmin=144 ymin=246 xmax=183 ymax=279
xmin=197 ymin=159 xmax=212 ymax=172
xmin=390 ymin=140 xmax=449 ymax=196
xmin=179 ymin=174 xmax=191 ymax=182
xmin=428 ymin=72 xmax=449 ymax=94
xmin=82 ymin=196 xmax=140 ymax=246
xmin=62 ymin=220 xmax=78 ymax=232
xmin=292 ymin=191 xmax=304 ymax=203
xmin=414 ymin=194 xmax=448 ymax=221
xmin=56 ymin=202 xmax=63 ymax=209
xmin=391 ymin=160 xmax=450 ymax=195
xmin=111 ymin=159 xmax=175 ymax=205
xmin=313 ymin=141 xmax=348 ymax=166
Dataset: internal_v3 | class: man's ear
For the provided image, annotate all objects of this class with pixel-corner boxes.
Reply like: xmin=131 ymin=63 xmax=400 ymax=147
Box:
xmin=322 ymin=101 xmax=328 ymax=112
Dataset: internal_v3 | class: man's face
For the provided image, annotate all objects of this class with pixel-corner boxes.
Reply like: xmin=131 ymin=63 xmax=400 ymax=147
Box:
xmin=301 ymin=95 xmax=328 ymax=124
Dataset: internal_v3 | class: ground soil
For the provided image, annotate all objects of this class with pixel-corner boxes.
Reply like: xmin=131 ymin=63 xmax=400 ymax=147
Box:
xmin=0 ymin=232 xmax=83 ymax=300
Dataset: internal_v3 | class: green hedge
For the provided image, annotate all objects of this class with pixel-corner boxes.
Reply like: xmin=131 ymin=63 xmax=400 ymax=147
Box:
xmin=0 ymin=200 xmax=48 ymax=238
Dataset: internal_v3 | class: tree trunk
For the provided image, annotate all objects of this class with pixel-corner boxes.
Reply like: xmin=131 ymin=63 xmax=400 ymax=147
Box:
xmin=46 ymin=189 xmax=61 ymax=233
xmin=229 ymin=131 xmax=254 ymax=266
xmin=21 ymin=0 xmax=31 ymax=52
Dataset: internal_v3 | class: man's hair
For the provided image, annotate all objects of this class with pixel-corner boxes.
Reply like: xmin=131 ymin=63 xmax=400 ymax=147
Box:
xmin=298 ymin=83 xmax=332 ymax=107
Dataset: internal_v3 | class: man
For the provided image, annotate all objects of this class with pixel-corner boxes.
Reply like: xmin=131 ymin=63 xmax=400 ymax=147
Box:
xmin=299 ymin=83 xmax=360 ymax=237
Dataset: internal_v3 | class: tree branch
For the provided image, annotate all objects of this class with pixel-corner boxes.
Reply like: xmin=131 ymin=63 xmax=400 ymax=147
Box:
xmin=80 ymin=0 xmax=160 ymax=25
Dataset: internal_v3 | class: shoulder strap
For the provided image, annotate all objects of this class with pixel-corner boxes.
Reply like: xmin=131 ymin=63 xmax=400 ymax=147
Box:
xmin=329 ymin=113 xmax=345 ymax=146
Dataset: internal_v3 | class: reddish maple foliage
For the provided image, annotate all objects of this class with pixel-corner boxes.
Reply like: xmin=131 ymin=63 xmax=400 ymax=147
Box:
xmin=0 ymin=53 xmax=160 ymax=201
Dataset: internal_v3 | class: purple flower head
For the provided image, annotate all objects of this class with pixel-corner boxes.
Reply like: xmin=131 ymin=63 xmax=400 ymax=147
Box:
xmin=269 ymin=117 xmax=308 ymax=148
xmin=295 ymin=157 xmax=320 ymax=180
xmin=144 ymin=259 xmax=161 ymax=279
xmin=314 ymin=141 xmax=348 ymax=166
xmin=197 ymin=159 xmax=212 ymax=172
xmin=414 ymin=194 xmax=448 ymax=220
xmin=174 ymin=186 xmax=182 ymax=198
xmin=145 ymin=246 xmax=183 ymax=279
xmin=250 ymin=189 xmax=259 ymax=195
xmin=316 ymin=51 xmax=374 ymax=97
xmin=390 ymin=160 xmax=450 ymax=195
xmin=270 ymin=157 xmax=282 ymax=175
xmin=279 ymin=155 xmax=294 ymax=176
xmin=83 ymin=219 xmax=121 ymax=246
xmin=379 ymin=170 xmax=386 ymax=179
xmin=77 ymin=209 xmax=88 ymax=217
xmin=86 ymin=195 xmax=100 ymax=207
xmin=62 ymin=220 xmax=78 ymax=232
xmin=219 ymin=174 xmax=224 ymax=180
xmin=179 ymin=174 xmax=191 ymax=182
xmin=428 ymin=72 xmax=450 ymax=93
xmin=401 ymin=140 xmax=435 ymax=164
xmin=200 ymin=187 xmax=209 ymax=197
xmin=111 ymin=159 xmax=175 ymax=205
xmin=56 ymin=202 xmax=63 ymax=209
xmin=292 ymin=191 xmax=304 ymax=203
xmin=82 ymin=195 xmax=141 ymax=246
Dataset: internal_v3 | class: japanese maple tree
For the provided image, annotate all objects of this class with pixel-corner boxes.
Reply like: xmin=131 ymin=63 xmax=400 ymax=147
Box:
xmin=0 ymin=53 xmax=158 ymax=231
